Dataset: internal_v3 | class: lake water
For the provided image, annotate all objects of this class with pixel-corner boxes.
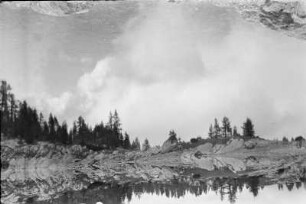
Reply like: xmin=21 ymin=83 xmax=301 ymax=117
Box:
xmin=26 ymin=177 xmax=306 ymax=204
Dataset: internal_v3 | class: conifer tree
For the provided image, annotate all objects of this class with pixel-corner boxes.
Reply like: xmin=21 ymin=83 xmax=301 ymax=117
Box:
xmin=222 ymin=117 xmax=232 ymax=138
xmin=123 ymin=132 xmax=131 ymax=149
xmin=113 ymin=110 xmax=121 ymax=133
xmin=42 ymin=121 xmax=49 ymax=141
xmin=48 ymin=114 xmax=55 ymax=142
xmin=107 ymin=111 xmax=113 ymax=130
xmin=8 ymin=93 xmax=17 ymax=122
xmin=214 ymin=118 xmax=221 ymax=138
xmin=132 ymin=137 xmax=141 ymax=150
xmin=242 ymin=118 xmax=255 ymax=138
xmin=142 ymin=138 xmax=151 ymax=151
xmin=0 ymin=81 xmax=11 ymax=136
xmin=38 ymin=113 xmax=44 ymax=128
xmin=61 ymin=122 xmax=69 ymax=145
xmin=113 ymin=110 xmax=122 ymax=147
xmin=208 ymin=124 xmax=214 ymax=139
xmin=0 ymin=81 xmax=136 ymax=149
xmin=77 ymin=116 xmax=88 ymax=145
xmin=233 ymin=126 xmax=239 ymax=137
xmin=72 ymin=122 xmax=77 ymax=144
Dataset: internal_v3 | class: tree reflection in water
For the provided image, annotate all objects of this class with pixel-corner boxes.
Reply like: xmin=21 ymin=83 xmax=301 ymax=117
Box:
xmin=29 ymin=177 xmax=305 ymax=204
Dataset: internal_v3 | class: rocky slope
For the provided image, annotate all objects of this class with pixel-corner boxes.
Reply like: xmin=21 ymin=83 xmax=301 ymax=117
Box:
xmin=1 ymin=137 xmax=306 ymax=203
xmin=2 ymin=1 xmax=306 ymax=40
xmin=230 ymin=0 xmax=306 ymax=40
xmin=1 ymin=1 xmax=96 ymax=17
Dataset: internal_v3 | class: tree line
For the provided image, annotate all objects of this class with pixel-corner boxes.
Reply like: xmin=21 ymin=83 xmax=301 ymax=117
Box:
xmin=208 ymin=117 xmax=255 ymax=140
xmin=1 ymin=80 xmax=260 ymax=151
xmin=0 ymin=80 xmax=151 ymax=150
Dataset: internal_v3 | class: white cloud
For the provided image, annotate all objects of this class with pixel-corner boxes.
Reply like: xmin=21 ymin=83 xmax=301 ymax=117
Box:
xmin=77 ymin=58 xmax=111 ymax=94
xmin=45 ymin=92 xmax=72 ymax=115
xmin=75 ymin=2 xmax=306 ymax=145
xmin=4 ymin=1 xmax=303 ymax=144
xmin=26 ymin=92 xmax=72 ymax=118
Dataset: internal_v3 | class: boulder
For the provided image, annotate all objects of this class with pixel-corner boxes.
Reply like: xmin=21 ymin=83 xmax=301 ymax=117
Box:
xmin=245 ymin=139 xmax=261 ymax=149
xmin=146 ymin=146 xmax=161 ymax=155
xmin=161 ymin=138 xmax=178 ymax=153
xmin=181 ymin=149 xmax=246 ymax=172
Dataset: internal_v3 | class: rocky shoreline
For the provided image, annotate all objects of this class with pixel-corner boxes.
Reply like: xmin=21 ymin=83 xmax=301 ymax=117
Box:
xmin=1 ymin=138 xmax=305 ymax=203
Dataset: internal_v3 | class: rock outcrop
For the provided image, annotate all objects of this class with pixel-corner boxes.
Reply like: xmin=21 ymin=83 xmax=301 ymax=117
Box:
xmin=221 ymin=0 xmax=306 ymax=40
xmin=2 ymin=1 xmax=305 ymax=40
xmin=161 ymin=137 xmax=178 ymax=153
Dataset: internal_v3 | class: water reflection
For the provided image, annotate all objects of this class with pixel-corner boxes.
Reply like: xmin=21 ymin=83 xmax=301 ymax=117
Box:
xmin=28 ymin=177 xmax=306 ymax=204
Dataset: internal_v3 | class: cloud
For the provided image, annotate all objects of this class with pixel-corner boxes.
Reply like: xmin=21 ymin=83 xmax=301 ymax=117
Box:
xmin=4 ymin=1 xmax=303 ymax=145
xmin=74 ymin=1 xmax=306 ymax=145
xmin=77 ymin=58 xmax=112 ymax=105
xmin=25 ymin=92 xmax=72 ymax=118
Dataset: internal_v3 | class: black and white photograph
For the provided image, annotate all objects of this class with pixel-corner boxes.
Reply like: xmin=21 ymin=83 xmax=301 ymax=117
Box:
xmin=1 ymin=0 xmax=306 ymax=204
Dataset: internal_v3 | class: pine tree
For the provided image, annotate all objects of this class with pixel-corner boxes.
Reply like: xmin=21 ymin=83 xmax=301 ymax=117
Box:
xmin=38 ymin=113 xmax=44 ymax=128
xmin=123 ymin=132 xmax=131 ymax=149
xmin=30 ymin=108 xmax=41 ymax=142
xmin=8 ymin=93 xmax=17 ymax=121
xmin=0 ymin=81 xmax=11 ymax=136
xmin=49 ymin=114 xmax=58 ymax=142
xmin=68 ymin=130 xmax=73 ymax=145
xmin=142 ymin=138 xmax=150 ymax=151
xmin=208 ymin=124 xmax=214 ymax=139
xmin=72 ymin=121 xmax=77 ymax=144
xmin=53 ymin=116 xmax=60 ymax=133
xmin=136 ymin=138 xmax=141 ymax=150
xmin=42 ymin=121 xmax=49 ymax=141
xmin=214 ymin=118 xmax=221 ymax=138
xmin=16 ymin=102 xmax=40 ymax=144
xmin=113 ymin=110 xmax=122 ymax=147
xmin=53 ymin=116 xmax=60 ymax=141
xmin=77 ymin=116 xmax=88 ymax=145
xmin=242 ymin=118 xmax=255 ymax=138
xmin=107 ymin=111 xmax=113 ymax=130
xmin=48 ymin=114 xmax=55 ymax=142
xmin=119 ymin=133 xmax=124 ymax=147
xmin=113 ymin=110 xmax=121 ymax=133
xmin=60 ymin=122 xmax=69 ymax=145
xmin=131 ymin=139 xmax=136 ymax=150
xmin=17 ymin=101 xmax=31 ymax=142
xmin=233 ymin=126 xmax=239 ymax=137
xmin=132 ymin=137 xmax=141 ymax=150
xmin=8 ymin=93 xmax=17 ymax=137
xmin=222 ymin=117 xmax=232 ymax=138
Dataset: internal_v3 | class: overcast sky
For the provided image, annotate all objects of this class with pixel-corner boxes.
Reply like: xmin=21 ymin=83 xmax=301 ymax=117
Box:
xmin=1 ymin=1 xmax=306 ymax=145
